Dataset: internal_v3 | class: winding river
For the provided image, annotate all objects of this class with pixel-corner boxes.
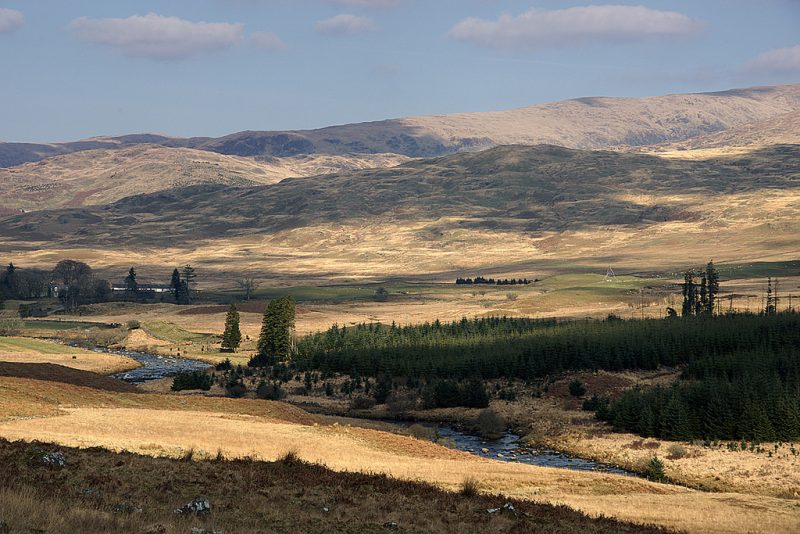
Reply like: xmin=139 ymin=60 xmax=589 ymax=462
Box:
xmin=102 ymin=348 xmax=634 ymax=476
xmin=107 ymin=349 xmax=211 ymax=383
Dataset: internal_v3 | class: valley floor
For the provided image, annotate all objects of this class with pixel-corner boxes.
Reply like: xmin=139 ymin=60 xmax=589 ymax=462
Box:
xmin=0 ymin=373 xmax=798 ymax=533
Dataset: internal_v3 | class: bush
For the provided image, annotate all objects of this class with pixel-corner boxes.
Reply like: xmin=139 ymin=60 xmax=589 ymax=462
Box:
xmin=374 ymin=287 xmax=389 ymax=302
xmin=386 ymin=392 xmax=419 ymax=415
xmin=127 ymin=320 xmax=141 ymax=330
xmin=225 ymin=380 xmax=247 ymax=398
xmin=171 ymin=371 xmax=212 ymax=391
xmin=666 ymin=444 xmax=688 ymax=460
xmin=568 ymin=379 xmax=587 ymax=397
xmin=349 ymin=396 xmax=377 ymax=410
xmin=460 ymin=476 xmax=480 ymax=497
xmin=476 ymin=409 xmax=505 ymax=440
xmin=645 ymin=456 xmax=667 ymax=482
xmin=407 ymin=424 xmax=437 ymax=441
xmin=215 ymin=358 xmax=233 ymax=371
xmin=256 ymin=381 xmax=285 ymax=400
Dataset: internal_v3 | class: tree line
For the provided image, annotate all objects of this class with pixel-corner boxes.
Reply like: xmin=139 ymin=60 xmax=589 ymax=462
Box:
xmin=294 ymin=313 xmax=800 ymax=380
xmin=592 ymin=339 xmax=800 ymax=441
xmin=455 ymin=277 xmax=534 ymax=286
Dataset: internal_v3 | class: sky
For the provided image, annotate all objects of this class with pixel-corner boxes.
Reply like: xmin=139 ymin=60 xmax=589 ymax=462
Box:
xmin=0 ymin=1 xmax=798 ymax=143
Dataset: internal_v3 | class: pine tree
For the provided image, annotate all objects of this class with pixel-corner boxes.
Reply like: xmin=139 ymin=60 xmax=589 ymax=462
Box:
xmin=251 ymin=296 xmax=296 ymax=367
xmin=182 ymin=265 xmax=197 ymax=304
xmin=124 ymin=267 xmax=138 ymax=299
xmin=221 ymin=304 xmax=241 ymax=351
xmin=170 ymin=269 xmax=186 ymax=304
xmin=705 ymin=261 xmax=720 ymax=315
xmin=681 ymin=271 xmax=696 ymax=317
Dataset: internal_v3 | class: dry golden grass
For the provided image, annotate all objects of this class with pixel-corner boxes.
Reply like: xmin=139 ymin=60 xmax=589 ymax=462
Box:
xmin=0 ymin=336 xmax=138 ymax=374
xmin=0 ymin=144 xmax=409 ymax=212
xmin=0 ymin=376 xmax=798 ymax=533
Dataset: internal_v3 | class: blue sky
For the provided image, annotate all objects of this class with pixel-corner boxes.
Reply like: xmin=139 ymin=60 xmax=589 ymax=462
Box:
xmin=0 ymin=0 xmax=798 ymax=142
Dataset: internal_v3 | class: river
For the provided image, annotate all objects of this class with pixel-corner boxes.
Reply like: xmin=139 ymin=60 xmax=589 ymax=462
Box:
xmin=434 ymin=426 xmax=633 ymax=475
xmin=107 ymin=349 xmax=211 ymax=383
xmin=103 ymin=348 xmax=634 ymax=476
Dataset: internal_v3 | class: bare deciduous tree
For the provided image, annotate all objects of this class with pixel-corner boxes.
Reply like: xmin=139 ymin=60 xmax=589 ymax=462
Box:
xmin=236 ymin=278 xmax=261 ymax=300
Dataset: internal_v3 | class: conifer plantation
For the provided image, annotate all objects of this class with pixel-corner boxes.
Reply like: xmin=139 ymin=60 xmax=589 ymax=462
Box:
xmin=295 ymin=312 xmax=800 ymax=439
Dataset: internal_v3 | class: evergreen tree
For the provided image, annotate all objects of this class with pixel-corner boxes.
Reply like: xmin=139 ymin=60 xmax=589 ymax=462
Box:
xmin=705 ymin=261 xmax=720 ymax=315
xmin=1 ymin=262 xmax=16 ymax=298
xmin=221 ymin=304 xmax=242 ymax=351
xmin=251 ymin=296 xmax=296 ymax=367
xmin=170 ymin=269 xmax=186 ymax=304
xmin=182 ymin=265 xmax=197 ymax=304
xmin=124 ymin=267 xmax=138 ymax=300
xmin=681 ymin=271 xmax=696 ymax=317
xmin=765 ymin=278 xmax=776 ymax=315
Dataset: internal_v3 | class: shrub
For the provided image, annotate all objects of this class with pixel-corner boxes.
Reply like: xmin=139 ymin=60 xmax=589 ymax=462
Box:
xmin=256 ymin=381 xmax=285 ymax=400
xmin=407 ymin=424 xmax=437 ymax=441
xmin=374 ymin=287 xmax=389 ymax=302
xmin=171 ymin=371 xmax=212 ymax=391
xmin=225 ymin=380 xmax=247 ymax=398
xmin=666 ymin=444 xmax=688 ymax=460
xmin=386 ymin=392 xmax=419 ymax=415
xmin=215 ymin=358 xmax=233 ymax=371
xmin=127 ymin=320 xmax=141 ymax=330
xmin=460 ymin=476 xmax=480 ymax=497
xmin=568 ymin=379 xmax=587 ymax=397
xmin=476 ymin=409 xmax=505 ymax=440
xmin=349 ymin=396 xmax=377 ymax=410
xmin=645 ymin=456 xmax=667 ymax=482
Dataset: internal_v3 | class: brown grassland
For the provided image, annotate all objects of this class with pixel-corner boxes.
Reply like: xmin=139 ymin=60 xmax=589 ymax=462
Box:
xmin=0 ymin=376 xmax=798 ymax=533
xmin=0 ymin=439 xmax=669 ymax=534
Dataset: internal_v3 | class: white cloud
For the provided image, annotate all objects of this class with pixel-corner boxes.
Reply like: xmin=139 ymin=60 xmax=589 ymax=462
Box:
xmin=0 ymin=8 xmax=24 ymax=34
xmin=743 ymin=45 xmax=800 ymax=75
xmin=449 ymin=5 xmax=702 ymax=50
xmin=251 ymin=31 xmax=285 ymax=50
xmin=70 ymin=13 xmax=244 ymax=60
xmin=315 ymin=14 xmax=375 ymax=35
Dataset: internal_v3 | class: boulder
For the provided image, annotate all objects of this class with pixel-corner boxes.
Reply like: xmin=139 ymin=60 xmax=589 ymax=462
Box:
xmin=41 ymin=451 xmax=66 ymax=468
xmin=176 ymin=497 xmax=212 ymax=515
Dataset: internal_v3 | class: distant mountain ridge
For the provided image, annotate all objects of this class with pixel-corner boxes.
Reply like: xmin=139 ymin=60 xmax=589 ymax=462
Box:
xmin=3 ymin=83 xmax=799 ymax=167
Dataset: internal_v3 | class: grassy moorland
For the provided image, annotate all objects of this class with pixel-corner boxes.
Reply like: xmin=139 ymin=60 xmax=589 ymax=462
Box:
xmin=0 ymin=336 xmax=138 ymax=374
xmin=0 ymin=439 xmax=669 ymax=534
xmin=1 ymin=375 xmax=799 ymax=533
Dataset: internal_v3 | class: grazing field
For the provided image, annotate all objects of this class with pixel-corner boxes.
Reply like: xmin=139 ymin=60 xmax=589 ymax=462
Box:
xmin=0 ymin=376 xmax=799 ymax=533
xmin=0 ymin=336 xmax=138 ymax=374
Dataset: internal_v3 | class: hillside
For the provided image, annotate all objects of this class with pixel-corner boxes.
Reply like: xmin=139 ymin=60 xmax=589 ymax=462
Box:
xmin=0 ymin=145 xmax=408 ymax=213
xmin=3 ymin=84 xmax=799 ymax=167
xmin=1 ymin=144 xmax=797 ymax=279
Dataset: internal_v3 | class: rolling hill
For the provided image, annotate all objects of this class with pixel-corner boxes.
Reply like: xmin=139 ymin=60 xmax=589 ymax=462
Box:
xmin=3 ymin=84 xmax=799 ymax=168
xmin=1 ymin=144 xmax=797 ymax=279
xmin=0 ymin=144 xmax=408 ymax=213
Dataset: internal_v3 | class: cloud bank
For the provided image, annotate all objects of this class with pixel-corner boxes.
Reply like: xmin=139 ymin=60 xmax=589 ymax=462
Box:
xmin=449 ymin=5 xmax=702 ymax=50
xmin=0 ymin=8 xmax=24 ymax=34
xmin=70 ymin=13 xmax=244 ymax=59
xmin=316 ymin=14 xmax=375 ymax=35
xmin=744 ymin=45 xmax=800 ymax=75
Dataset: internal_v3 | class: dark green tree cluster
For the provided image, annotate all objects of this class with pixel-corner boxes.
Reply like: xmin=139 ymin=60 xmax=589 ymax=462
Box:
xmin=595 ymin=344 xmax=800 ymax=441
xmin=421 ymin=378 xmax=489 ymax=409
xmin=1 ymin=262 xmax=51 ymax=301
xmin=294 ymin=313 xmax=800 ymax=381
xmin=681 ymin=261 xmax=720 ymax=317
xmin=171 ymin=371 xmax=212 ymax=391
xmin=250 ymin=296 xmax=296 ymax=367
xmin=221 ymin=304 xmax=242 ymax=351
